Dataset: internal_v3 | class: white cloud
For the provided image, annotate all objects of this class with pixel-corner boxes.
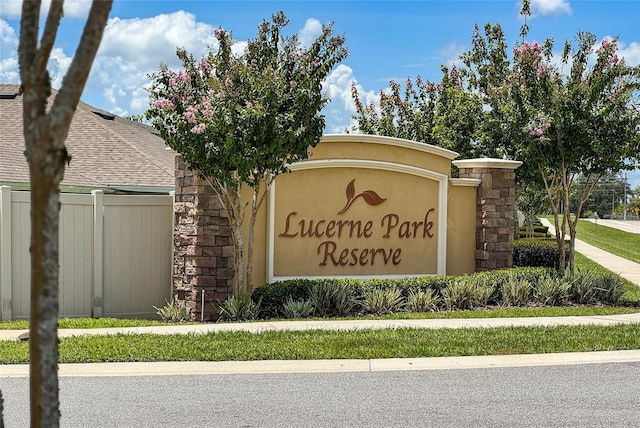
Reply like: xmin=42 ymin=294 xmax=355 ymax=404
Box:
xmin=47 ymin=47 xmax=73 ymax=88
xmin=438 ymin=41 xmax=466 ymax=68
xmin=86 ymin=11 xmax=221 ymax=115
xmin=99 ymin=11 xmax=217 ymax=70
xmin=298 ymin=18 xmax=322 ymax=48
xmin=618 ymin=41 xmax=640 ymax=66
xmin=530 ymin=0 xmax=572 ymax=17
xmin=0 ymin=0 xmax=22 ymax=19
xmin=322 ymin=64 xmax=380 ymax=133
xmin=0 ymin=0 xmax=92 ymax=19
xmin=0 ymin=19 xmax=18 ymax=82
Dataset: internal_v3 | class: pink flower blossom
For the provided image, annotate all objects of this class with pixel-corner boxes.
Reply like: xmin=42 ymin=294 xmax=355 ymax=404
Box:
xmin=153 ymin=99 xmax=174 ymax=110
xmin=199 ymin=57 xmax=211 ymax=71
xmin=191 ymin=123 xmax=206 ymax=134
xmin=184 ymin=106 xmax=197 ymax=124
xmin=529 ymin=127 xmax=544 ymax=137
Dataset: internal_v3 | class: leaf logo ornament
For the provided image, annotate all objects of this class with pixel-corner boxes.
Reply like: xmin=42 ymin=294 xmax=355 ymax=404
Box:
xmin=337 ymin=179 xmax=387 ymax=214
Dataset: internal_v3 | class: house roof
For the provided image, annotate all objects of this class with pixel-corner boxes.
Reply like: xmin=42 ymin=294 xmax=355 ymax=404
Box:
xmin=0 ymin=83 xmax=175 ymax=192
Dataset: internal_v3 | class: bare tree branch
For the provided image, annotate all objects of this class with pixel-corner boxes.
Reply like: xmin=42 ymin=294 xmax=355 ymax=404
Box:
xmin=18 ymin=1 xmax=40 ymax=78
xmin=36 ymin=0 xmax=64 ymax=78
xmin=52 ymin=0 xmax=113 ymax=137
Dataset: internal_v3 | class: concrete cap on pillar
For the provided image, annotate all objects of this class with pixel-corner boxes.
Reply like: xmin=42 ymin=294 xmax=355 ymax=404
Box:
xmin=453 ymin=158 xmax=522 ymax=170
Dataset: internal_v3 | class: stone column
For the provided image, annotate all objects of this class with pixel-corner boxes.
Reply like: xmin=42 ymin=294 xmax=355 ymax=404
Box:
xmin=173 ymin=156 xmax=234 ymax=320
xmin=453 ymin=158 xmax=522 ymax=272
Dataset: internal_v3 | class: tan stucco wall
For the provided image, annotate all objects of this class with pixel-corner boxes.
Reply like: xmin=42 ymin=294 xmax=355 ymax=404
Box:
xmin=310 ymin=135 xmax=457 ymax=177
xmin=243 ymin=134 xmax=479 ymax=287
xmin=446 ymin=182 xmax=479 ymax=275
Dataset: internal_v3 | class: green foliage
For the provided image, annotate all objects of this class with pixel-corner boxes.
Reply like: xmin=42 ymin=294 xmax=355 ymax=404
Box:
xmin=566 ymin=269 xmax=598 ymax=305
xmin=251 ymin=279 xmax=315 ymax=318
xmin=441 ymin=277 xmax=490 ymax=310
xmin=513 ymin=239 xmax=567 ymax=268
xmin=249 ymin=264 xmax=628 ymax=319
xmin=147 ymin=11 xmax=348 ymax=187
xmin=501 ymin=275 xmax=532 ymax=306
xmin=566 ymin=268 xmax=623 ymax=305
xmin=533 ymin=275 xmax=569 ymax=306
xmin=153 ymin=299 xmax=192 ymax=323
xmin=146 ymin=11 xmax=348 ymax=293
xmin=308 ymin=280 xmax=360 ymax=317
xmin=282 ymin=297 xmax=314 ymax=319
xmin=406 ymin=289 xmax=439 ymax=312
xmin=362 ymin=288 xmax=405 ymax=315
xmin=217 ymin=295 xmax=262 ymax=322
xmin=592 ymin=272 xmax=625 ymax=305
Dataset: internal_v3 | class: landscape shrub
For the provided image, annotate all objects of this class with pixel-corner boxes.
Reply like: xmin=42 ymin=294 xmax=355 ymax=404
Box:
xmin=217 ymin=294 xmax=262 ymax=321
xmin=153 ymin=299 xmax=192 ymax=322
xmin=362 ymin=287 xmax=405 ymax=314
xmin=251 ymin=279 xmax=315 ymax=318
xmin=406 ymin=289 xmax=439 ymax=312
xmin=566 ymin=269 xmax=597 ymax=304
xmin=501 ymin=275 xmax=532 ymax=306
xmin=513 ymin=239 xmax=568 ymax=269
xmin=282 ymin=296 xmax=314 ymax=319
xmin=533 ymin=274 xmax=569 ymax=306
xmin=247 ymin=266 xmax=622 ymax=320
xmin=308 ymin=279 xmax=361 ymax=316
xmin=592 ymin=272 xmax=624 ymax=305
xmin=441 ymin=277 xmax=489 ymax=310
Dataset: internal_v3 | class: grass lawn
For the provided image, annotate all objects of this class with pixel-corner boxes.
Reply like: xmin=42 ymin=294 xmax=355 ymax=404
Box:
xmin=1 ymin=324 xmax=639 ymax=364
xmin=545 ymin=217 xmax=640 ymax=264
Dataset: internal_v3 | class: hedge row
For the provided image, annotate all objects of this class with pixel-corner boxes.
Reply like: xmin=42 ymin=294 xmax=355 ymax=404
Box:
xmin=513 ymin=238 xmax=570 ymax=269
xmin=251 ymin=267 xmax=551 ymax=319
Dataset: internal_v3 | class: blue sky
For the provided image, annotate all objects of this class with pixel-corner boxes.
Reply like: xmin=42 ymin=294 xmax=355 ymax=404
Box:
xmin=1 ymin=0 xmax=639 ymax=187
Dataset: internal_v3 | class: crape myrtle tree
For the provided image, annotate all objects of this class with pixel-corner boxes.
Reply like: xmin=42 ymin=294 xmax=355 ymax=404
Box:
xmin=455 ymin=2 xmax=640 ymax=271
xmin=147 ymin=12 xmax=348 ymax=294
xmin=505 ymin=19 xmax=640 ymax=271
xmin=17 ymin=1 xmax=113 ymax=426
xmin=350 ymin=66 xmax=485 ymax=161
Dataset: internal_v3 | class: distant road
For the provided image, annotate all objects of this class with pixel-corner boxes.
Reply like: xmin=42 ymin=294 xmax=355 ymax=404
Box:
xmin=3 ymin=363 xmax=640 ymax=427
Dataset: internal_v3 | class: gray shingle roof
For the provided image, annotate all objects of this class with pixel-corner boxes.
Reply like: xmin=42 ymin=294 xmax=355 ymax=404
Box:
xmin=0 ymin=83 xmax=175 ymax=190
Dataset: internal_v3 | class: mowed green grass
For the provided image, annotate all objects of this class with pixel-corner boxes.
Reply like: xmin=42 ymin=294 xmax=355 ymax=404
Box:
xmin=1 ymin=324 xmax=639 ymax=364
xmin=574 ymin=219 xmax=640 ymax=264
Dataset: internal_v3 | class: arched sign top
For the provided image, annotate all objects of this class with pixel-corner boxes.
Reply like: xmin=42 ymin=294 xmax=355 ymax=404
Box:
xmin=321 ymin=134 xmax=460 ymax=161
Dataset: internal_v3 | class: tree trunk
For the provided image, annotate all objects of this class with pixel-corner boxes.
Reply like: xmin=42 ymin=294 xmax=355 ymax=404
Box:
xmin=246 ymin=176 xmax=270 ymax=293
xmin=27 ymin=126 xmax=66 ymax=426
xmin=18 ymin=2 xmax=113 ymax=425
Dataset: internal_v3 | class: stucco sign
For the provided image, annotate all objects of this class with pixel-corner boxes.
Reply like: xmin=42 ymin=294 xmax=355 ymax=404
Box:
xmin=265 ymin=135 xmax=463 ymax=281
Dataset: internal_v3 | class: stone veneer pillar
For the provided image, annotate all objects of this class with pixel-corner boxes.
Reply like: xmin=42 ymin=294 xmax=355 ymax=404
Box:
xmin=173 ymin=156 xmax=234 ymax=320
xmin=453 ymin=158 xmax=522 ymax=272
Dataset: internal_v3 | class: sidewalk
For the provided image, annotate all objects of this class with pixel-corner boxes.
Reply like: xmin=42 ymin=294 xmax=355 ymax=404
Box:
xmin=2 ymin=314 xmax=640 ymax=376
xmin=2 ymin=313 xmax=640 ymax=342
xmin=539 ymin=218 xmax=640 ymax=286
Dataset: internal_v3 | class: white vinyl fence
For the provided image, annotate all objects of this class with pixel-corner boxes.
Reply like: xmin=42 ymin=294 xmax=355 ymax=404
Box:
xmin=0 ymin=186 xmax=173 ymax=320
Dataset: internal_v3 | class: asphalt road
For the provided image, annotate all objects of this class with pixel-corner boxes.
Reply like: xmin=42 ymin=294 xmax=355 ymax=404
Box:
xmin=2 ymin=362 xmax=639 ymax=427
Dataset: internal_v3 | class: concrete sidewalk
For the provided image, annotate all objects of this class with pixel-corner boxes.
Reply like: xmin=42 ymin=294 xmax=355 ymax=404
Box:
xmin=2 ymin=313 xmax=640 ymax=376
xmin=539 ymin=218 xmax=640 ymax=286
xmin=2 ymin=313 xmax=640 ymax=342
xmin=3 ymin=349 xmax=640 ymax=378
